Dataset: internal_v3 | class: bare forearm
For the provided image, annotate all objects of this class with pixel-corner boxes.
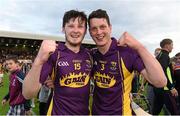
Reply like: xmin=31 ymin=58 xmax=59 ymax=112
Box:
xmin=137 ymin=46 xmax=167 ymax=87
xmin=23 ymin=58 xmax=42 ymax=99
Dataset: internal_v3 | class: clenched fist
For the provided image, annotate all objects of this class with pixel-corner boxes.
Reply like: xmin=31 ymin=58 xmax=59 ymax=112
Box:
xmin=118 ymin=32 xmax=144 ymax=51
xmin=35 ymin=40 xmax=57 ymax=65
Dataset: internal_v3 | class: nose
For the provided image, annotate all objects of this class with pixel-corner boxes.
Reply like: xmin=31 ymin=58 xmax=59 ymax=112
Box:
xmin=73 ymin=26 xmax=81 ymax=33
xmin=96 ymin=28 xmax=102 ymax=35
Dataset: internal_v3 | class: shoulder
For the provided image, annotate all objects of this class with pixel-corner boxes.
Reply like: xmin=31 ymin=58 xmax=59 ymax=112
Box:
xmin=15 ymin=70 xmax=25 ymax=82
xmin=16 ymin=70 xmax=25 ymax=77
xmin=49 ymin=43 xmax=64 ymax=63
xmin=116 ymin=46 xmax=138 ymax=56
xmin=83 ymin=47 xmax=91 ymax=53
xmin=156 ymin=50 xmax=169 ymax=60
xmin=90 ymin=48 xmax=98 ymax=55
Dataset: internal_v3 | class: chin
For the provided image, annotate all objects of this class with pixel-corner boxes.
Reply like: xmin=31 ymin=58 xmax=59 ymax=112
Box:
xmin=71 ymin=42 xmax=81 ymax=46
xmin=96 ymin=42 xmax=106 ymax=47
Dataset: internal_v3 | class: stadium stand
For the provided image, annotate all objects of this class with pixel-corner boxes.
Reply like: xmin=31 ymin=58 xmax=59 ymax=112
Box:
xmin=0 ymin=30 xmax=95 ymax=62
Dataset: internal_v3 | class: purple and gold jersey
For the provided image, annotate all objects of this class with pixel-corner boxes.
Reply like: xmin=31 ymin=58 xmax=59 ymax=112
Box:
xmin=92 ymin=38 xmax=145 ymax=115
xmin=40 ymin=43 xmax=92 ymax=115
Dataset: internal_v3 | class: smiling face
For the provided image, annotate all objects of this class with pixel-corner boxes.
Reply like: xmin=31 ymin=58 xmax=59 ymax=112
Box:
xmin=63 ymin=17 xmax=86 ymax=47
xmin=89 ymin=18 xmax=112 ymax=47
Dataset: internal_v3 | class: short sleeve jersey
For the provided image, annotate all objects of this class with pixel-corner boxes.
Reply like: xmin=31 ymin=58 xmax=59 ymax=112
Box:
xmin=9 ymin=70 xmax=26 ymax=106
xmin=40 ymin=43 xmax=92 ymax=115
xmin=92 ymin=38 xmax=145 ymax=115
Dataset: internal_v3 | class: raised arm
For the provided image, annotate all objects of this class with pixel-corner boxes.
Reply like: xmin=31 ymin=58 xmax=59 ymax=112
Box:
xmin=22 ymin=40 xmax=57 ymax=99
xmin=118 ymin=32 xmax=167 ymax=88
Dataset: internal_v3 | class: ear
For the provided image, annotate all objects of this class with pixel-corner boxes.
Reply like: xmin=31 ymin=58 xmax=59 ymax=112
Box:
xmin=88 ymin=28 xmax=92 ymax=37
xmin=62 ymin=28 xmax=65 ymax=33
xmin=109 ymin=24 xmax=112 ymax=33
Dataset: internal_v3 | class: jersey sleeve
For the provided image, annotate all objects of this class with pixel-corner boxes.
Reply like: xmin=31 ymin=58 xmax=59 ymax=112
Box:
xmin=131 ymin=50 xmax=145 ymax=73
xmin=16 ymin=70 xmax=25 ymax=83
xmin=117 ymin=46 xmax=145 ymax=73
xmin=40 ymin=53 xmax=56 ymax=84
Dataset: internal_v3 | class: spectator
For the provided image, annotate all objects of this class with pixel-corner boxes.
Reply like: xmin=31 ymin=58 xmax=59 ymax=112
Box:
xmin=153 ymin=39 xmax=179 ymax=115
xmin=146 ymin=48 xmax=162 ymax=114
xmin=38 ymin=84 xmax=51 ymax=115
xmin=0 ymin=62 xmax=3 ymax=86
xmin=173 ymin=52 xmax=180 ymax=110
xmin=1 ymin=56 xmax=31 ymax=115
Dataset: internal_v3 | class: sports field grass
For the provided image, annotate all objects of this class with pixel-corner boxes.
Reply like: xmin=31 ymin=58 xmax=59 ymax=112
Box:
xmin=0 ymin=73 xmax=39 ymax=115
xmin=0 ymin=73 xmax=9 ymax=115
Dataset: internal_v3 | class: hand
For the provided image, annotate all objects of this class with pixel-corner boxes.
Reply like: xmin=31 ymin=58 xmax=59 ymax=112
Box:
xmin=35 ymin=40 xmax=57 ymax=65
xmin=0 ymin=77 xmax=2 ymax=82
xmin=117 ymin=32 xmax=143 ymax=51
xmin=170 ymin=88 xmax=178 ymax=97
xmin=25 ymin=109 xmax=32 ymax=115
xmin=45 ymin=79 xmax=54 ymax=89
xmin=0 ymin=78 xmax=3 ymax=87
xmin=1 ymin=99 xmax=7 ymax=106
xmin=140 ymin=85 xmax=145 ymax=92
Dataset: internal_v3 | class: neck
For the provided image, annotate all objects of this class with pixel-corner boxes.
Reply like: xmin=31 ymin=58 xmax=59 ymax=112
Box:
xmin=98 ymin=39 xmax=112 ymax=55
xmin=11 ymin=69 xmax=18 ymax=73
xmin=162 ymin=48 xmax=169 ymax=53
xmin=65 ymin=43 xmax=80 ymax=53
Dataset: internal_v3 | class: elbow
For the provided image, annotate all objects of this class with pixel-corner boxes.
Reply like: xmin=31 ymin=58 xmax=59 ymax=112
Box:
xmin=154 ymin=76 xmax=167 ymax=88
xmin=22 ymin=91 xmax=29 ymax=100
xmin=22 ymin=85 xmax=31 ymax=99
xmin=22 ymin=84 xmax=39 ymax=99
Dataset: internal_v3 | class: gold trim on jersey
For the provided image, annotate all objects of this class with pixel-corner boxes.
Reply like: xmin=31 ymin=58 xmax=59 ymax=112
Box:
xmin=121 ymin=58 xmax=134 ymax=115
xmin=47 ymin=97 xmax=53 ymax=116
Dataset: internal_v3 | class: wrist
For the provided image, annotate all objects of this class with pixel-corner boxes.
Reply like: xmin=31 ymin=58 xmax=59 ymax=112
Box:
xmin=170 ymin=87 xmax=175 ymax=91
xmin=33 ymin=57 xmax=45 ymax=66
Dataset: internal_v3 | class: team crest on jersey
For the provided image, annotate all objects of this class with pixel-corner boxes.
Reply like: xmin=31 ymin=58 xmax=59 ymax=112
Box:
xmin=94 ymin=61 xmax=97 ymax=65
xmin=85 ymin=60 xmax=92 ymax=68
xmin=58 ymin=61 xmax=69 ymax=67
xmin=60 ymin=72 xmax=90 ymax=88
xmin=94 ymin=72 xmax=116 ymax=88
xmin=110 ymin=61 xmax=117 ymax=71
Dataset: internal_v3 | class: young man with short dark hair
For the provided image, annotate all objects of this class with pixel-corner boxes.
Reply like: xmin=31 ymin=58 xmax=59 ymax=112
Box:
xmin=88 ymin=9 xmax=167 ymax=115
xmin=23 ymin=10 xmax=93 ymax=115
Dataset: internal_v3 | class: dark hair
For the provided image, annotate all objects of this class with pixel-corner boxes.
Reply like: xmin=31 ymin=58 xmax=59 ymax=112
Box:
xmin=6 ymin=56 xmax=19 ymax=63
xmin=160 ymin=38 xmax=173 ymax=48
xmin=88 ymin=9 xmax=111 ymax=27
xmin=175 ymin=52 xmax=180 ymax=57
xmin=62 ymin=10 xmax=87 ymax=28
